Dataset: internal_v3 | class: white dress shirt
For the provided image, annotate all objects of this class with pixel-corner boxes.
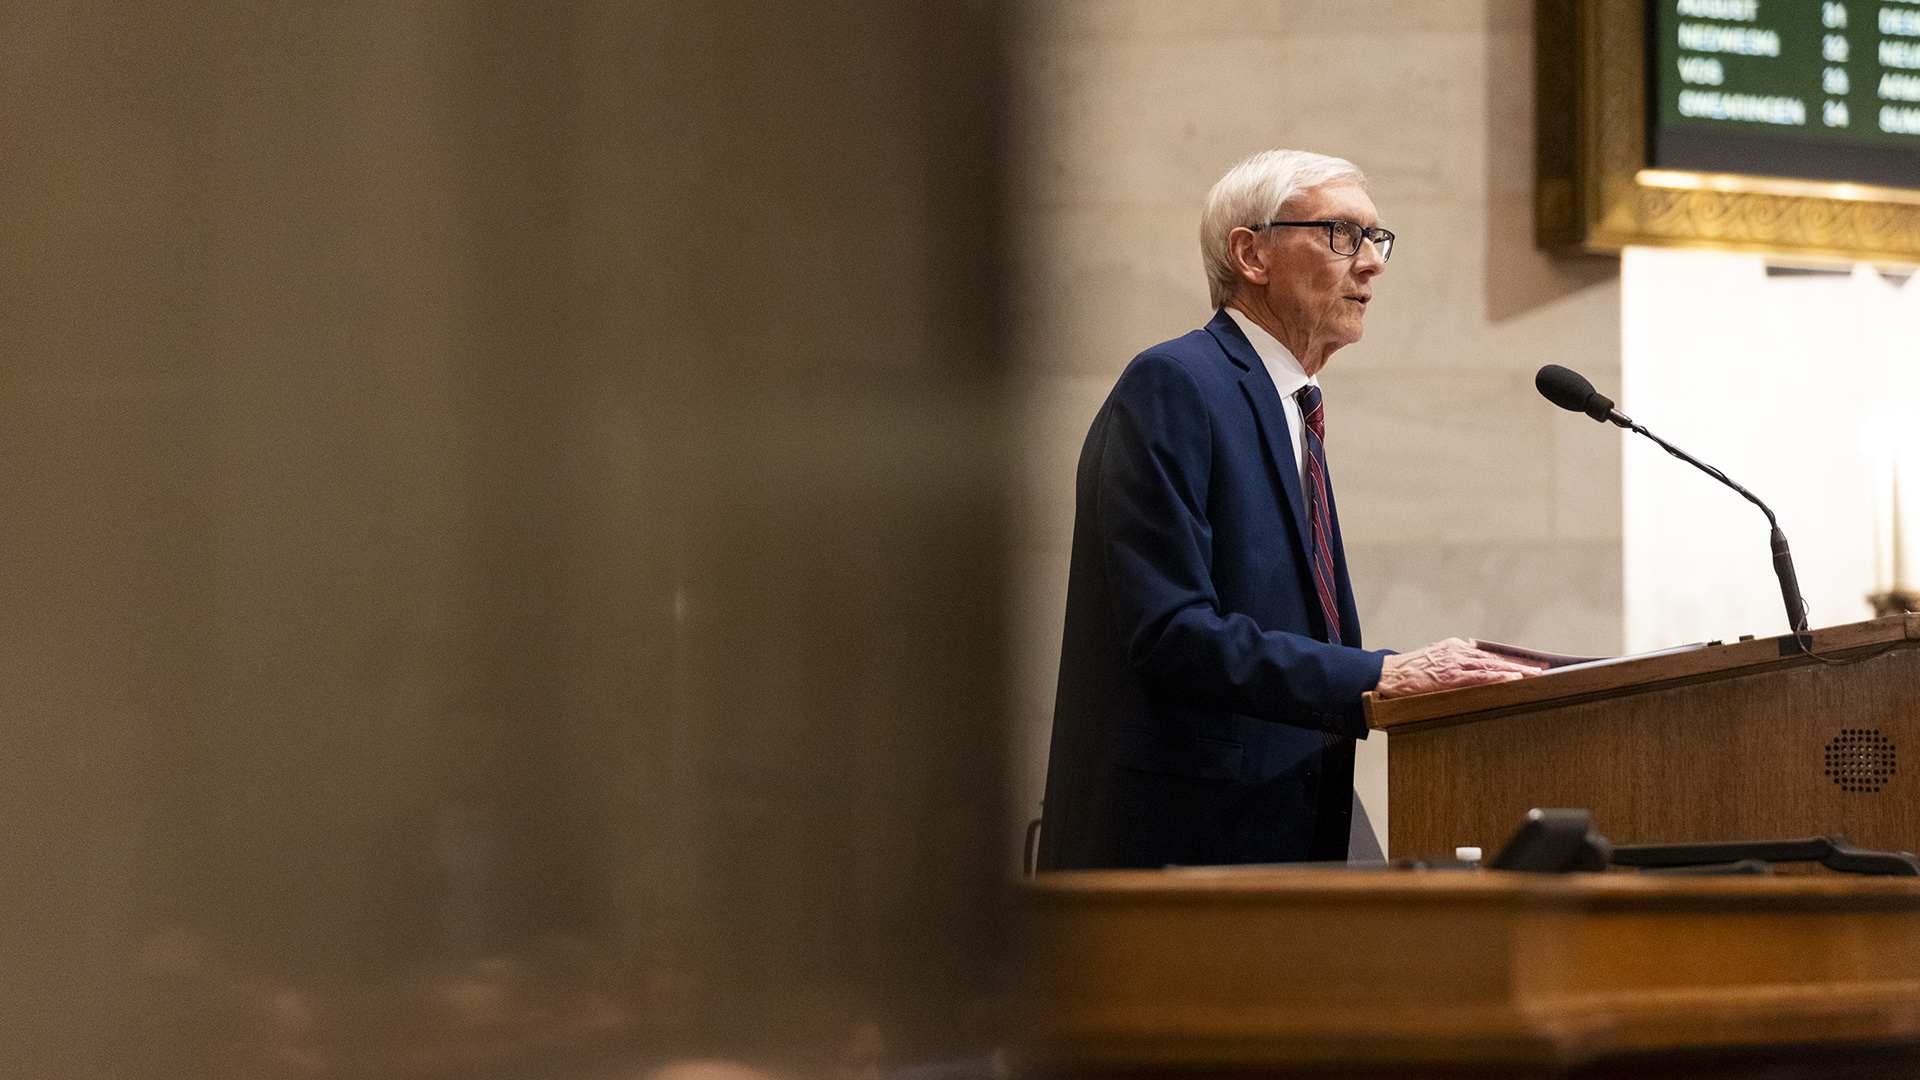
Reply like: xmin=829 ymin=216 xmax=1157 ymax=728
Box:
xmin=1225 ymin=306 xmax=1316 ymax=492
xmin=1224 ymin=308 xmax=1382 ymax=861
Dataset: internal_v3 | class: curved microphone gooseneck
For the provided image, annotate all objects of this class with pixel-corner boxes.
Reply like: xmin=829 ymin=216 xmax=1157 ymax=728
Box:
xmin=1535 ymin=364 xmax=1811 ymax=644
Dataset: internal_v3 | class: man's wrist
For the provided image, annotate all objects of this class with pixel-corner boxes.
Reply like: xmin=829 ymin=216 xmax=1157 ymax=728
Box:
xmin=1367 ymin=648 xmax=1396 ymax=693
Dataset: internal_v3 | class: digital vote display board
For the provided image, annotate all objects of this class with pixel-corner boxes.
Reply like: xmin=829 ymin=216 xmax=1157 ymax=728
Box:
xmin=1651 ymin=0 xmax=1920 ymax=188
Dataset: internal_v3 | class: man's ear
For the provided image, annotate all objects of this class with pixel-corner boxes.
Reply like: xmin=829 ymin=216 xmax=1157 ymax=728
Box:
xmin=1227 ymin=226 xmax=1270 ymax=287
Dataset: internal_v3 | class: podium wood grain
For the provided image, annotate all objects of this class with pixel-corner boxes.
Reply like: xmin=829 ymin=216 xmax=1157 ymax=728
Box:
xmin=1027 ymin=867 xmax=1920 ymax=1078
xmin=1365 ymin=616 xmax=1920 ymax=860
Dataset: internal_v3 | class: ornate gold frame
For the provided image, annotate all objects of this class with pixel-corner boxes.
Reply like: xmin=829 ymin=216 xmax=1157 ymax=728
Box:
xmin=1537 ymin=0 xmax=1920 ymax=263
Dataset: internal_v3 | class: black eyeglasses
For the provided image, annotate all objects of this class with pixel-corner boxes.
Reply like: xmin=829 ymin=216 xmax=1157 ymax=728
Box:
xmin=1248 ymin=219 xmax=1394 ymax=262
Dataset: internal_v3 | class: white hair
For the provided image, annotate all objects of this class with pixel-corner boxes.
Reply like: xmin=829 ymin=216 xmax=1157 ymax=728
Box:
xmin=1200 ymin=149 xmax=1367 ymax=309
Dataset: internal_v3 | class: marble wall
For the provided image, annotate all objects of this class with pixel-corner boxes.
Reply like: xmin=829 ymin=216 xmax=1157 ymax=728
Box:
xmin=1008 ymin=0 xmax=1627 ymax=855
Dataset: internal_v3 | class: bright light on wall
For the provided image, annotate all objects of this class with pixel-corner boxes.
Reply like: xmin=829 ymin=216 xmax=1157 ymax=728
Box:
xmin=1858 ymin=408 xmax=1920 ymax=599
xmin=1622 ymin=246 xmax=1920 ymax=651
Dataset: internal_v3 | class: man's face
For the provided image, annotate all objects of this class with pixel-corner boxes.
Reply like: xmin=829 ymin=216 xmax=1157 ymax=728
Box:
xmin=1255 ymin=180 xmax=1386 ymax=365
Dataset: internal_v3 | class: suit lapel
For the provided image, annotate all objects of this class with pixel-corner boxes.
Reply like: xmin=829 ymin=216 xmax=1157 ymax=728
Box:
xmin=1206 ymin=310 xmax=1309 ymax=537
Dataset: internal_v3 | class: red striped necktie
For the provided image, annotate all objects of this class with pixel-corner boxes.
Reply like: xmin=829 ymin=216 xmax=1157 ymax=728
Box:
xmin=1294 ymin=384 xmax=1343 ymax=646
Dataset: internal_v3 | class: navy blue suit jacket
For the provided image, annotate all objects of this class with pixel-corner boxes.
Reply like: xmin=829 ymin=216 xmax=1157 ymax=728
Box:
xmin=1036 ymin=309 xmax=1391 ymax=870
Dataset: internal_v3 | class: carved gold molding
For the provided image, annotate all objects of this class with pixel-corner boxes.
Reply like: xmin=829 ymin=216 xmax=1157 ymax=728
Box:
xmin=1536 ymin=0 xmax=1920 ymax=264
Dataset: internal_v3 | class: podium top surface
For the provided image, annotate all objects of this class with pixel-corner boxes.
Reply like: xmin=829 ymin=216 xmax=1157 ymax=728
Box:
xmin=1363 ymin=615 xmax=1920 ymax=732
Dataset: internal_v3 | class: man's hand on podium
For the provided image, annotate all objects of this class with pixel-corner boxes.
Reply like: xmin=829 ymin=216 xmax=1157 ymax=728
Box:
xmin=1375 ymin=637 xmax=1542 ymax=700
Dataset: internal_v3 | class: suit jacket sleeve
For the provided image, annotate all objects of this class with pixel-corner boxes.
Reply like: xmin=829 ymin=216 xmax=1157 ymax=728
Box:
xmin=1095 ymin=352 xmax=1386 ymax=735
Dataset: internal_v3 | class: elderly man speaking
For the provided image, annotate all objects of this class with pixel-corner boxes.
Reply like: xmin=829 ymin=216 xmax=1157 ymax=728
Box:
xmin=1036 ymin=149 xmax=1539 ymax=871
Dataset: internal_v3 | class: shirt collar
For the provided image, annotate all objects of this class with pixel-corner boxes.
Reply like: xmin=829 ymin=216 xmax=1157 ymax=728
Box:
xmin=1224 ymin=307 xmax=1315 ymax=399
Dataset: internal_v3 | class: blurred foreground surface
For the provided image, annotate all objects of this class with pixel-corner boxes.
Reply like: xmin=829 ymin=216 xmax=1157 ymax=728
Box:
xmin=0 ymin=2 xmax=1010 ymax=1077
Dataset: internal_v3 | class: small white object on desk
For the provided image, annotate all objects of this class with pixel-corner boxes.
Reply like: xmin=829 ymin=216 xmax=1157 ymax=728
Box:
xmin=1456 ymin=846 xmax=1483 ymax=863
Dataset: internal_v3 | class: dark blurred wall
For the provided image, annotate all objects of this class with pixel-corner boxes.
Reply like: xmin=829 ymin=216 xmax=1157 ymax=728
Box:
xmin=0 ymin=2 xmax=1008 ymax=1076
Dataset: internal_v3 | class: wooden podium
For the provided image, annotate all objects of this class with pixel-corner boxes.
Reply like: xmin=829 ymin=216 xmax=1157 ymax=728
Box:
xmin=1366 ymin=616 xmax=1920 ymax=860
xmin=1027 ymin=618 xmax=1920 ymax=1078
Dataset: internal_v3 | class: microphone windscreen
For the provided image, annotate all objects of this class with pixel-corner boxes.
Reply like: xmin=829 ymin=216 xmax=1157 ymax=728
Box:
xmin=1536 ymin=364 xmax=1598 ymax=413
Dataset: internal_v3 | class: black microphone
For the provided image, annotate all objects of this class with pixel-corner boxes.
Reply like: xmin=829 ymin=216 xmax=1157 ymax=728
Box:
xmin=1536 ymin=364 xmax=1630 ymax=426
xmin=1535 ymin=365 xmax=1811 ymax=641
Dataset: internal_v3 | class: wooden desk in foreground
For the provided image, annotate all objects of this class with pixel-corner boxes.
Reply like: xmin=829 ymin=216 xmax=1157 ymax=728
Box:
xmin=1027 ymin=867 xmax=1920 ymax=1078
